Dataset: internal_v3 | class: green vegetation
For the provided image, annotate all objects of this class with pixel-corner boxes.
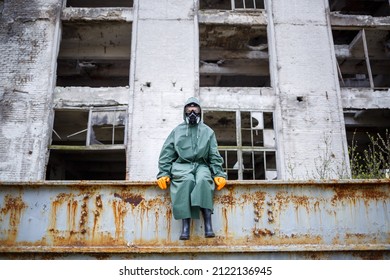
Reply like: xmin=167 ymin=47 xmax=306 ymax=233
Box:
xmin=349 ymin=130 xmax=390 ymax=179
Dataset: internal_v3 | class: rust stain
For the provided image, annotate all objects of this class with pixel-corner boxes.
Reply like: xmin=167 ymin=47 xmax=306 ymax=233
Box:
xmin=0 ymin=195 xmax=27 ymax=242
xmin=112 ymin=199 xmax=128 ymax=241
xmin=79 ymin=194 xmax=89 ymax=235
xmin=114 ymin=193 xmax=144 ymax=207
xmin=217 ymin=194 xmax=234 ymax=205
xmin=274 ymin=191 xmax=290 ymax=212
xmin=49 ymin=192 xmax=75 ymax=233
xmin=92 ymin=194 xmax=103 ymax=239
xmin=291 ymin=195 xmax=310 ymax=212
xmin=253 ymin=228 xmax=274 ymax=237
xmin=66 ymin=199 xmax=78 ymax=235
xmin=0 ymin=195 xmax=27 ymax=227
xmin=222 ymin=207 xmax=229 ymax=237
xmin=332 ymin=186 xmax=388 ymax=206
xmin=166 ymin=207 xmax=172 ymax=241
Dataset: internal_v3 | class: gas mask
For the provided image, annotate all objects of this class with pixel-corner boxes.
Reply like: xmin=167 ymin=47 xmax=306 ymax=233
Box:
xmin=186 ymin=111 xmax=200 ymax=125
xmin=185 ymin=105 xmax=201 ymax=125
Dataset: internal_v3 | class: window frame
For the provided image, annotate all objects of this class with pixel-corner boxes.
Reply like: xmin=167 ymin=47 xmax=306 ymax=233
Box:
xmin=203 ymin=109 xmax=277 ymax=180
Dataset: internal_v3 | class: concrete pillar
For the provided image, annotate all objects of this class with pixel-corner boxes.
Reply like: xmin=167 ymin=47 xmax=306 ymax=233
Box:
xmin=267 ymin=0 xmax=350 ymax=179
xmin=127 ymin=0 xmax=198 ymax=180
xmin=0 ymin=0 xmax=62 ymax=181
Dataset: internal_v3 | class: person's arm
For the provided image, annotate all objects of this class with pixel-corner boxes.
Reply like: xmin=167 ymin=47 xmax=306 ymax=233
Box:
xmin=208 ymin=132 xmax=227 ymax=190
xmin=157 ymin=130 xmax=178 ymax=179
xmin=208 ymin=132 xmax=226 ymax=178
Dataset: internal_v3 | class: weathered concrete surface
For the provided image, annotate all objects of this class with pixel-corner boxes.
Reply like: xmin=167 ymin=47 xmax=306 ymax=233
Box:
xmin=53 ymin=87 xmax=130 ymax=108
xmin=200 ymin=87 xmax=275 ymax=111
xmin=61 ymin=7 xmax=134 ymax=22
xmin=127 ymin=0 xmax=199 ymax=180
xmin=268 ymin=0 xmax=350 ymax=179
xmin=0 ymin=180 xmax=389 ymax=259
xmin=330 ymin=12 xmax=390 ymax=29
xmin=0 ymin=0 xmax=61 ymax=181
xmin=341 ymin=88 xmax=390 ymax=109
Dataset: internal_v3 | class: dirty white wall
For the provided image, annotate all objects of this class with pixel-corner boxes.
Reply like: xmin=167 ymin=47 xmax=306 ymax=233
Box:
xmin=268 ymin=0 xmax=350 ymax=179
xmin=0 ymin=0 xmax=61 ymax=181
xmin=127 ymin=0 xmax=198 ymax=180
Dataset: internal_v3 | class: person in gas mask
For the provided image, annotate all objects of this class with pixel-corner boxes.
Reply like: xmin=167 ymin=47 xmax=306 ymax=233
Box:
xmin=157 ymin=97 xmax=227 ymax=240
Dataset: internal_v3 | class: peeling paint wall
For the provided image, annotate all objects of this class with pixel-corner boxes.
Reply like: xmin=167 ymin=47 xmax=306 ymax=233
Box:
xmin=0 ymin=0 xmax=61 ymax=181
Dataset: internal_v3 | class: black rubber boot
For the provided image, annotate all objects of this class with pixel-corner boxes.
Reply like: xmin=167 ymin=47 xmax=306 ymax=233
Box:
xmin=179 ymin=218 xmax=191 ymax=240
xmin=201 ymin=208 xmax=215 ymax=238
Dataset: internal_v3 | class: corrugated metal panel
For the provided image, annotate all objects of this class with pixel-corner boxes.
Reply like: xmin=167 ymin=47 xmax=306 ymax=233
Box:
xmin=0 ymin=180 xmax=389 ymax=259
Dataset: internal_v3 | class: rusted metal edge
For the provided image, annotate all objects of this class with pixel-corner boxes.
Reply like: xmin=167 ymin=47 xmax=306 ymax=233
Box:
xmin=1 ymin=179 xmax=389 ymax=188
xmin=1 ymin=244 xmax=388 ymax=254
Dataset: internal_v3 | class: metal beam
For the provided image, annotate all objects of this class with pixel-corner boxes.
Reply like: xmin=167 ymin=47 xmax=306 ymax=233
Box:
xmin=0 ymin=180 xmax=389 ymax=258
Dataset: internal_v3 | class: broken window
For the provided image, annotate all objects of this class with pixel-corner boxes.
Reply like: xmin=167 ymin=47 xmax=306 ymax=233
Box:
xmin=66 ymin=0 xmax=133 ymax=8
xmin=333 ymin=29 xmax=390 ymax=89
xmin=329 ymin=0 xmax=390 ymax=17
xmin=199 ymin=24 xmax=270 ymax=87
xmin=344 ymin=109 xmax=390 ymax=179
xmin=56 ymin=21 xmax=132 ymax=87
xmin=46 ymin=108 xmax=127 ymax=180
xmin=200 ymin=0 xmax=264 ymax=10
xmin=204 ymin=110 xmax=277 ymax=180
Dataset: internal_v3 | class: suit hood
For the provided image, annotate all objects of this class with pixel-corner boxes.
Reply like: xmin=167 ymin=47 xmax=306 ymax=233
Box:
xmin=183 ymin=97 xmax=202 ymax=122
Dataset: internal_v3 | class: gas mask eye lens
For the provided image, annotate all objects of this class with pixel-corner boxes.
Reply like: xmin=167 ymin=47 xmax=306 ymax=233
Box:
xmin=185 ymin=105 xmax=200 ymax=114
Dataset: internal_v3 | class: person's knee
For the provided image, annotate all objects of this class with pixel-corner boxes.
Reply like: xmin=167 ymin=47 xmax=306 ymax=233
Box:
xmin=197 ymin=176 xmax=213 ymax=186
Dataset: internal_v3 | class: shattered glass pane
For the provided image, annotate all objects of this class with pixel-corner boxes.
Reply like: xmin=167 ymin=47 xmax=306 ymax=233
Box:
xmin=251 ymin=112 xmax=263 ymax=129
xmin=91 ymin=110 xmax=125 ymax=145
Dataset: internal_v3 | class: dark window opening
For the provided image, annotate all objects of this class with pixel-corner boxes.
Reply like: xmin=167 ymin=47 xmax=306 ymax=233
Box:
xmin=46 ymin=108 xmax=127 ymax=180
xmin=56 ymin=21 xmax=132 ymax=87
xmin=333 ymin=29 xmax=390 ymax=89
xmin=329 ymin=0 xmax=390 ymax=17
xmin=200 ymin=0 xmax=264 ymax=10
xmin=46 ymin=149 xmax=126 ymax=180
xmin=200 ymin=24 xmax=270 ymax=87
xmin=344 ymin=109 xmax=390 ymax=179
xmin=66 ymin=0 xmax=133 ymax=8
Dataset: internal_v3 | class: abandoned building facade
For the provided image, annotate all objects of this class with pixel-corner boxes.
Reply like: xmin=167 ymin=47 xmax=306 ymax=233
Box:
xmin=0 ymin=0 xmax=389 ymax=259
xmin=1 ymin=0 xmax=390 ymax=182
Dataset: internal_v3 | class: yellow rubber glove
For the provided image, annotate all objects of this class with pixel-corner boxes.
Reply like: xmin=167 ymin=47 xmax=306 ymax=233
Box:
xmin=157 ymin=176 xmax=170 ymax=190
xmin=214 ymin=177 xmax=227 ymax=191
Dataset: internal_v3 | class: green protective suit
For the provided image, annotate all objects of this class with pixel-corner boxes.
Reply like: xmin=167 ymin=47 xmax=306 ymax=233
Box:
xmin=157 ymin=97 xmax=226 ymax=220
